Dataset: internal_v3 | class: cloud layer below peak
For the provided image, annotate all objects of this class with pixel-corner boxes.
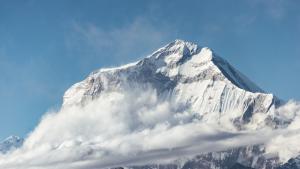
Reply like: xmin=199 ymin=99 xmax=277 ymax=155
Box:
xmin=1 ymin=86 xmax=300 ymax=169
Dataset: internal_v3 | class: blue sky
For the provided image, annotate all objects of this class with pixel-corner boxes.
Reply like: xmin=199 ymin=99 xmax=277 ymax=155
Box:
xmin=0 ymin=0 xmax=299 ymax=139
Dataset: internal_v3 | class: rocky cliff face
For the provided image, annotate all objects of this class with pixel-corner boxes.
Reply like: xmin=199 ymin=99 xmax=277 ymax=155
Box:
xmin=122 ymin=145 xmax=279 ymax=169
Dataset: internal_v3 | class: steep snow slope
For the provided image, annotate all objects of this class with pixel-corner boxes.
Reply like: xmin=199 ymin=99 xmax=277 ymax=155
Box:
xmin=0 ymin=136 xmax=23 ymax=154
xmin=63 ymin=40 xmax=281 ymax=130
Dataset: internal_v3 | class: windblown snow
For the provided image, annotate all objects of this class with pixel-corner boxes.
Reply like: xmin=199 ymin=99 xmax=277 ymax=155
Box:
xmin=0 ymin=40 xmax=300 ymax=169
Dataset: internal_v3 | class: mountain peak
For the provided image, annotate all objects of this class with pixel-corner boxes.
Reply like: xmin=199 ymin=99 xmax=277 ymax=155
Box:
xmin=151 ymin=39 xmax=198 ymax=57
xmin=0 ymin=135 xmax=23 ymax=154
xmin=148 ymin=40 xmax=216 ymax=67
xmin=2 ymin=135 xmax=22 ymax=142
xmin=147 ymin=40 xmax=264 ymax=93
xmin=173 ymin=39 xmax=197 ymax=47
xmin=63 ymin=39 xmax=274 ymax=118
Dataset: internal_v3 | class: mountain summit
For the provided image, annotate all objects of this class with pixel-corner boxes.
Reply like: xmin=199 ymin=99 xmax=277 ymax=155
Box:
xmin=63 ymin=40 xmax=281 ymax=130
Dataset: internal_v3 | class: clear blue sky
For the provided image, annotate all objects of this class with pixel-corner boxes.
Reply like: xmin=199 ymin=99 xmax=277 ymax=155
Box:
xmin=0 ymin=0 xmax=299 ymax=139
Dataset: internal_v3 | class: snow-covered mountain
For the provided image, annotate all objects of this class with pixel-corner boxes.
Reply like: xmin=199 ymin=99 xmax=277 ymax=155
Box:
xmin=63 ymin=39 xmax=282 ymax=130
xmin=57 ymin=40 xmax=297 ymax=168
xmin=1 ymin=40 xmax=297 ymax=169
xmin=0 ymin=136 xmax=23 ymax=154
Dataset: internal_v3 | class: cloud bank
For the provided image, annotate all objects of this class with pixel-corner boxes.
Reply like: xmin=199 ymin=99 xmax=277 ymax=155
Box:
xmin=1 ymin=86 xmax=300 ymax=169
xmin=266 ymin=100 xmax=300 ymax=162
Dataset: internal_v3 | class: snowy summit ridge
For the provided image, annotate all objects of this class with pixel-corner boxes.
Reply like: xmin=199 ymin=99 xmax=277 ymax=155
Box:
xmin=147 ymin=39 xmax=263 ymax=93
xmin=63 ymin=39 xmax=281 ymax=130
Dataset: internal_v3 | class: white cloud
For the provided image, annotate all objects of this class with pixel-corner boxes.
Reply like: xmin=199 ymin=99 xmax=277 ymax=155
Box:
xmin=247 ymin=0 xmax=288 ymax=20
xmin=1 ymin=85 xmax=300 ymax=168
xmin=65 ymin=17 xmax=174 ymax=68
xmin=266 ymin=100 xmax=300 ymax=162
xmin=0 ymin=85 xmax=275 ymax=169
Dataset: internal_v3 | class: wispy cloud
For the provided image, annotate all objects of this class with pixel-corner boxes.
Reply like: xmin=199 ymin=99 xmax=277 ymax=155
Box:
xmin=246 ymin=0 xmax=289 ymax=20
xmin=65 ymin=17 xmax=174 ymax=68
